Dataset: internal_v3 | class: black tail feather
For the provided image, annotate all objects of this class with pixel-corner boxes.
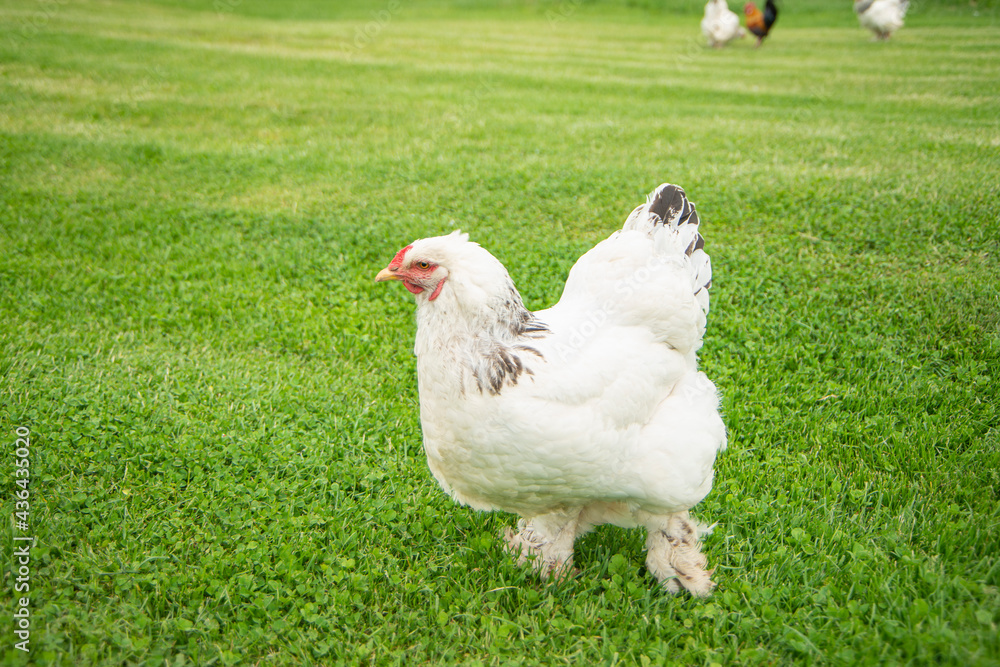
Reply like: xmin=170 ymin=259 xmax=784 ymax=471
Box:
xmin=645 ymin=184 xmax=704 ymax=259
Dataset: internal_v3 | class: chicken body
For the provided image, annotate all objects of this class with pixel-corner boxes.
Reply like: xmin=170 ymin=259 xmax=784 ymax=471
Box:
xmin=376 ymin=184 xmax=727 ymax=596
xmin=855 ymin=0 xmax=908 ymax=39
xmin=702 ymin=0 xmax=745 ymax=48
xmin=744 ymin=0 xmax=778 ymax=46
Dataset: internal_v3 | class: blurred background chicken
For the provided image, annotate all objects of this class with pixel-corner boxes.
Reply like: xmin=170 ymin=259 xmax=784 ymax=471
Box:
xmin=854 ymin=0 xmax=909 ymax=40
xmin=744 ymin=0 xmax=778 ymax=47
xmin=702 ymin=0 xmax=745 ymax=48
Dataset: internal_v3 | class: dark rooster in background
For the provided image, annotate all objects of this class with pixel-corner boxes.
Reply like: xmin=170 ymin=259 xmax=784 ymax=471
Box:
xmin=744 ymin=0 xmax=778 ymax=47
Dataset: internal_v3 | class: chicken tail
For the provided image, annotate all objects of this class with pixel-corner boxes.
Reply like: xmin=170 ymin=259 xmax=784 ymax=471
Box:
xmin=623 ymin=183 xmax=713 ymax=316
xmin=764 ymin=0 xmax=778 ymax=29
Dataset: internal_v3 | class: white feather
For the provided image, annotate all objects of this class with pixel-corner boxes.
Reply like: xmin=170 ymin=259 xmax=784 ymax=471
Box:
xmin=388 ymin=184 xmax=727 ymax=521
xmin=855 ymin=0 xmax=908 ymax=39
xmin=701 ymin=0 xmax=744 ymax=48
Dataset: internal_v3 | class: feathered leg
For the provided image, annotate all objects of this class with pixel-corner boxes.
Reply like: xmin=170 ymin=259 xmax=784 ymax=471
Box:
xmin=643 ymin=510 xmax=716 ymax=597
xmin=502 ymin=508 xmax=580 ymax=579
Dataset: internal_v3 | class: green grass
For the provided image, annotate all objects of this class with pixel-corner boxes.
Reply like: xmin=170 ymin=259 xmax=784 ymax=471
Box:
xmin=2 ymin=0 xmax=999 ymax=664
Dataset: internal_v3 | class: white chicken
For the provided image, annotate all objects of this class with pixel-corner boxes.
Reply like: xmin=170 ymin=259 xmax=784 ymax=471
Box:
xmin=701 ymin=0 xmax=745 ymax=48
xmin=854 ymin=0 xmax=909 ymax=40
xmin=375 ymin=184 xmax=727 ymax=596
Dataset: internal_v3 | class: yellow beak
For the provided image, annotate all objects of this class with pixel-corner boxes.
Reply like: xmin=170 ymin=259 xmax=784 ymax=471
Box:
xmin=375 ymin=267 xmax=401 ymax=282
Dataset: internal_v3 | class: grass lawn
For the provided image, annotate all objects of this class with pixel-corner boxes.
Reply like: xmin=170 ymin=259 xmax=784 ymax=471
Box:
xmin=2 ymin=0 xmax=999 ymax=664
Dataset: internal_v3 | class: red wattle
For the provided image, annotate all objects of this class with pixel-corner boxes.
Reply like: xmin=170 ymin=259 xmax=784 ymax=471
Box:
xmin=428 ymin=276 xmax=447 ymax=301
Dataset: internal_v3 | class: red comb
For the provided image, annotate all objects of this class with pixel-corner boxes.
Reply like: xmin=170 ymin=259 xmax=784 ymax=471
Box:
xmin=388 ymin=245 xmax=413 ymax=269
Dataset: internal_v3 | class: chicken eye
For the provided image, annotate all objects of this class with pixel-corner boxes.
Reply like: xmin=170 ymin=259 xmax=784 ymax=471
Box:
xmin=416 ymin=261 xmax=430 ymax=270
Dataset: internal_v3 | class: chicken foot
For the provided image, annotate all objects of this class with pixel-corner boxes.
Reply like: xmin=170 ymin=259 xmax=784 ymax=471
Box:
xmin=502 ymin=508 xmax=580 ymax=579
xmin=643 ymin=510 xmax=716 ymax=597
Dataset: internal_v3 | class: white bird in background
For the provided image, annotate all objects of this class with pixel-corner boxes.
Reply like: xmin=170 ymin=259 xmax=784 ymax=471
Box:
xmin=702 ymin=0 xmax=745 ymax=48
xmin=854 ymin=0 xmax=909 ymax=40
xmin=376 ymin=184 xmax=727 ymax=596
